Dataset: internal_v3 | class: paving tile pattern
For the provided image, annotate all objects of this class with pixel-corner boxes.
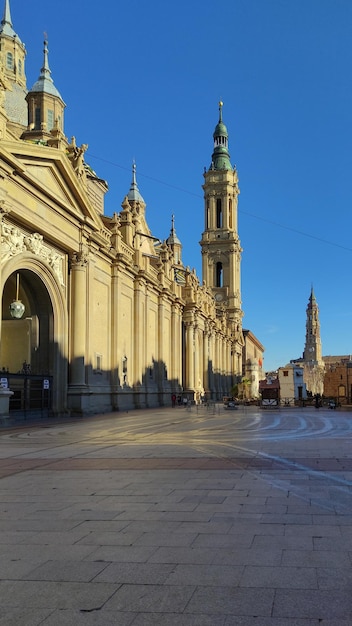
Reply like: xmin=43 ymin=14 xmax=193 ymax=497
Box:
xmin=0 ymin=406 xmax=350 ymax=624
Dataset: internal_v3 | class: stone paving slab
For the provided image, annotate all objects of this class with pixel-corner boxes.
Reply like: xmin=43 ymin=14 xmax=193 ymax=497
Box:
xmin=0 ymin=406 xmax=350 ymax=623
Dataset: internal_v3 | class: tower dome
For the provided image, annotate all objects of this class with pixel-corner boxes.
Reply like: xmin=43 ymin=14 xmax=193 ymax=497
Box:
xmin=210 ymin=101 xmax=233 ymax=171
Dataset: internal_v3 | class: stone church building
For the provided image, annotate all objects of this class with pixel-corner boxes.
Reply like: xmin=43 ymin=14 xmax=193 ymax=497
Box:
xmin=0 ymin=1 xmax=263 ymax=416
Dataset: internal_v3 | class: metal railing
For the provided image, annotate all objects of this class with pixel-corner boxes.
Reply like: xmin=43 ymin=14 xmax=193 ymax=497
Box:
xmin=4 ymin=374 xmax=53 ymax=417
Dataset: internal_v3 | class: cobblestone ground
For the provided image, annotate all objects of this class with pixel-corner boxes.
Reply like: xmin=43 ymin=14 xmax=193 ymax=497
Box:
xmin=0 ymin=404 xmax=351 ymax=625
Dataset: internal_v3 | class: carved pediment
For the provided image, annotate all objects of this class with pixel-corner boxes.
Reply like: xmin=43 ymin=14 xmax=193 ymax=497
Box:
xmin=0 ymin=142 xmax=105 ymax=231
xmin=25 ymin=163 xmax=74 ymax=206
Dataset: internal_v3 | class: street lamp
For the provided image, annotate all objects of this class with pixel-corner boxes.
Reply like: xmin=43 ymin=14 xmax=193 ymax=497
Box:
xmin=9 ymin=273 xmax=25 ymax=319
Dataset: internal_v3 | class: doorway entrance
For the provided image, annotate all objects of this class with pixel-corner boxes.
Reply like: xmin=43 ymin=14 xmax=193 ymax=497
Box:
xmin=1 ymin=270 xmax=54 ymax=415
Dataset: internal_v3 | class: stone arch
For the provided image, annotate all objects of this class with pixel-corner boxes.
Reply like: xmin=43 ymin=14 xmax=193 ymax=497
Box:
xmin=1 ymin=254 xmax=68 ymax=415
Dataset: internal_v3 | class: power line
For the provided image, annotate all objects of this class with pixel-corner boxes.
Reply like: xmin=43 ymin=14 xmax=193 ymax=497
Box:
xmin=87 ymin=153 xmax=201 ymax=199
xmin=241 ymin=210 xmax=352 ymax=253
xmin=87 ymin=151 xmax=352 ymax=254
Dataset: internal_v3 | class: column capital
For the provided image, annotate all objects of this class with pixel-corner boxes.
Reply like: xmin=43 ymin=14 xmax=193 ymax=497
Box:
xmin=70 ymin=249 xmax=89 ymax=269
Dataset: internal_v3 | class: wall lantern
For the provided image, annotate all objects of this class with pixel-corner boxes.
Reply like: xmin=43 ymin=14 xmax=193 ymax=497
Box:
xmin=9 ymin=273 xmax=25 ymax=319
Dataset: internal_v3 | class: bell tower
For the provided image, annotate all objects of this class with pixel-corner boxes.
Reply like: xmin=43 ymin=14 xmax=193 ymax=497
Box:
xmin=302 ymin=287 xmax=325 ymax=396
xmin=200 ymin=102 xmax=243 ymax=330
xmin=303 ymin=287 xmax=323 ymax=364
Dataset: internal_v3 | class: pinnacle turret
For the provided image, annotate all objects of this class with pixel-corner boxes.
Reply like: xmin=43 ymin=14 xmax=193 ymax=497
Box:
xmin=166 ymin=214 xmax=182 ymax=264
xmin=0 ymin=0 xmax=20 ymax=41
xmin=29 ymin=39 xmax=62 ymax=99
xmin=167 ymin=214 xmax=181 ymax=246
xmin=127 ymin=162 xmax=145 ymax=204
xmin=23 ymin=37 xmax=65 ymax=140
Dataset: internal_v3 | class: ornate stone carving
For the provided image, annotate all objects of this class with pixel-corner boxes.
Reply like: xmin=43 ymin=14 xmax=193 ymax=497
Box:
xmin=0 ymin=200 xmax=10 ymax=218
xmin=24 ymin=232 xmax=44 ymax=255
xmin=69 ymin=249 xmax=89 ymax=268
xmin=1 ymin=221 xmax=65 ymax=285
xmin=67 ymin=136 xmax=88 ymax=179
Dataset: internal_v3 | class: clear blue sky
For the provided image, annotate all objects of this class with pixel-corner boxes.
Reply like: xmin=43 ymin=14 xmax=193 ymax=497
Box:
xmin=13 ymin=0 xmax=352 ymax=371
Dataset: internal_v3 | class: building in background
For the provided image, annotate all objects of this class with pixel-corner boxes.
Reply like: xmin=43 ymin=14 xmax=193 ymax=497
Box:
xmin=0 ymin=2 xmax=262 ymax=416
xmin=323 ymin=356 xmax=352 ymax=404
xmin=291 ymin=287 xmax=325 ymax=396
xmin=259 ymin=375 xmax=280 ymax=408
xmin=242 ymin=330 xmax=264 ymax=399
xmin=278 ymin=363 xmax=307 ymax=405
xmin=263 ymin=289 xmax=351 ymax=406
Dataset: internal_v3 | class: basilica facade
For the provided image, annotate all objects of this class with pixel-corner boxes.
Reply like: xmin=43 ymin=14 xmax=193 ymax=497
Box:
xmin=0 ymin=1 xmax=263 ymax=416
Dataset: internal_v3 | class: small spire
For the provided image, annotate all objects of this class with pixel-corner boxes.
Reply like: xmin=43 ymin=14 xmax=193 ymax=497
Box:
xmin=132 ymin=161 xmax=137 ymax=187
xmin=307 ymin=285 xmax=317 ymax=309
xmin=0 ymin=0 xmax=20 ymax=39
xmin=219 ymin=100 xmax=223 ymax=122
xmin=1 ymin=0 xmax=11 ymax=27
xmin=42 ymin=39 xmax=51 ymax=79
xmin=127 ymin=161 xmax=144 ymax=203
xmin=167 ymin=214 xmax=181 ymax=246
xmin=29 ymin=38 xmax=63 ymax=99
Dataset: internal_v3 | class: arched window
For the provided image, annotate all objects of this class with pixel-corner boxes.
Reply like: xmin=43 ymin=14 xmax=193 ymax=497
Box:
xmin=47 ymin=109 xmax=54 ymax=131
xmin=229 ymin=199 xmax=232 ymax=229
xmin=6 ymin=52 xmax=13 ymax=70
xmin=338 ymin=384 xmax=346 ymax=398
xmin=18 ymin=59 xmax=22 ymax=75
xmin=216 ymin=262 xmax=223 ymax=287
xmin=35 ymin=108 xmax=41 ymax=130
xmin=216 ymin=198 xmax=222 ymax=228
xmin=206 ymin=200 xmax=209 ymax=229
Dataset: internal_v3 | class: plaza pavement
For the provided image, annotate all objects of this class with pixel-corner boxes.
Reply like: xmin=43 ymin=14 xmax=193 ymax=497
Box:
xmin=0 ymin=403 xmax=351 ymax=625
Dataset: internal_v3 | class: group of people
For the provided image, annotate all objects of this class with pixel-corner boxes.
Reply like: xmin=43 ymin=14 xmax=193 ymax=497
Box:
xmin=171 ymin=394 xmax=208 ymax=407
xmin=171 ymin=394 xmax=187 ymax=407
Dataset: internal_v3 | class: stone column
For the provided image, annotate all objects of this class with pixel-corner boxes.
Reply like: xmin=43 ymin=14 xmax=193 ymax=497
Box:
xmin=171 ymin=302 xmax=179 ymax=385
xmin=218 ymin=334 xmax=224 ymax=396
xmin=111 ymin=263 xmax=120 ymax=400
xmin=208 ymin=329 xmax=214 ymax=396
xmin=157 ymin=295 xmax=165 ymax=395
xmin=69 ymin=251 xmax=88 ymax=386
xmin=194 ymin=323 xmax=199 ymax=392
xmin=215 ymin=332 xmax=220 ymax=398
xmin=226 ymin=339 xmax=231 ymax=393
xmin=203 ymin=325 xmax=209 ymax=394
xmin=185 ymin=320 xmax=195 ymax=391
xmin=134 ymin=277 xmax=145 ymax=387
xmin=0 ymin=201 xmax=11 ymax=348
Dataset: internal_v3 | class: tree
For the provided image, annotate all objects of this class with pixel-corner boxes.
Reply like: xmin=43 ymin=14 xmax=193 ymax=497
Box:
xmin=239 ymin=377 xmax=251 ymax=400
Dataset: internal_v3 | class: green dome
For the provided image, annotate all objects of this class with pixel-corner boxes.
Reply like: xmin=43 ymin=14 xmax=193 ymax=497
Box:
xmin=210 ymin=102 xmax=232 ymax=171
xmin=213 ymin=121 xmax=228 ymax=139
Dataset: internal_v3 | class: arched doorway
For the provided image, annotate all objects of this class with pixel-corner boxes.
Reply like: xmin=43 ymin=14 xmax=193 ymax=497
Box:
xmin=1 ymin=262 xmax=68 ymax=416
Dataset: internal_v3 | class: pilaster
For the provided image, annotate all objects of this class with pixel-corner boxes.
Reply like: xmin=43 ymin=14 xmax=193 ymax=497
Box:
xmin=185 ymin=319 xmax=195 ymax=391
xmin=69 ymin=250 xmax=88 ymax=386
xmin=133 ymin=275 xmax=145 ymax=387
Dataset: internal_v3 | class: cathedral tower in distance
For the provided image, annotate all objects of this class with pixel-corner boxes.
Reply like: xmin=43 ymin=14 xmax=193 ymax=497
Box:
xmin=302 ymin=287 xmax=325 ymax=395
xmin=303 ymin=287 xmax=323 ymax=364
